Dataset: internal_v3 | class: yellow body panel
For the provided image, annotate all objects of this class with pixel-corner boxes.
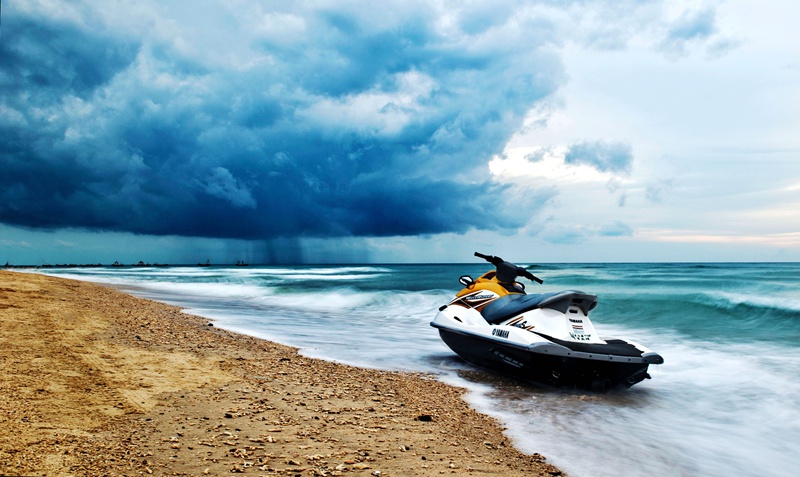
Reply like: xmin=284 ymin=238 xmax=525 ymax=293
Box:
xmin=454 ymin=271 xmax=522 ymax=298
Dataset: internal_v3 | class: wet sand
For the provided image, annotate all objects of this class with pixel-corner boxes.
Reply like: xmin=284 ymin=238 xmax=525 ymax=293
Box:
xmin=0 ymin=270 xmax=563 ymax=476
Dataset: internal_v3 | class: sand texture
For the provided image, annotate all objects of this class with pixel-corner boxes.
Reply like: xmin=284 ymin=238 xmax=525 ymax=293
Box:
xmin=0 ymin=270 xmax=563 ymax=476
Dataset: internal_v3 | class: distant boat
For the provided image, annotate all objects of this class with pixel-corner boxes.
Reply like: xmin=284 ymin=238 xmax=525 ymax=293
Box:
xmin=198 ymin=259 xmax=211 ymax=267
xmin=236 ymin=260 xmax=249 ymax=266
xmin=111 ymin=261 xmax=124 ymax=267
xmin=133 ymin=261 xmax=150 ymax=267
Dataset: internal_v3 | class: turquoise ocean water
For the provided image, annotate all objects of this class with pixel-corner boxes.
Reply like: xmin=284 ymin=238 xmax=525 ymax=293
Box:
xmin=35 ymin=263 xmax=800 ymax=477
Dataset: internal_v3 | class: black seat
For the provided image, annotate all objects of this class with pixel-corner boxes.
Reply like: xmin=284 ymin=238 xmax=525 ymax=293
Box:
xmin=481 ymin=291 xmax=598 ymax=324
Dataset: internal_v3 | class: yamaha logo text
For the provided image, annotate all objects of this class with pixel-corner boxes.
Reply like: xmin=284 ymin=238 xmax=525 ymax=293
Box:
xmin=492 ymin=328 xmax=509 ymax=339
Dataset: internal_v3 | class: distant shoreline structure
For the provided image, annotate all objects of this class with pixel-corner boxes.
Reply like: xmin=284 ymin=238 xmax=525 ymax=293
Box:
xmin=3 ymin=261 xmax=253 ymax=269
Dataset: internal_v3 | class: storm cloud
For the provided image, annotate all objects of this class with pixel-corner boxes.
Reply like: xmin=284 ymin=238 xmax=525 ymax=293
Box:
xmin=0 ymin=1 xmax=565 ymax=240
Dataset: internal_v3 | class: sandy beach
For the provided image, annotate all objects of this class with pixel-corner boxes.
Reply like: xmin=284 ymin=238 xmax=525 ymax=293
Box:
xmin=0 ymin=270 xmax=563 ymax=476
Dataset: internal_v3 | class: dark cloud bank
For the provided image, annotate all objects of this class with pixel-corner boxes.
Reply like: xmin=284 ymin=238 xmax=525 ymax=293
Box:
xmin=0 ymin=2 xmax=563 ymax=241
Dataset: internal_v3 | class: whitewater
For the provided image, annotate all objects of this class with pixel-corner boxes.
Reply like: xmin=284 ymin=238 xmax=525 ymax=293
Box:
xmin=36 ymin=262 xmax=800 ymax=477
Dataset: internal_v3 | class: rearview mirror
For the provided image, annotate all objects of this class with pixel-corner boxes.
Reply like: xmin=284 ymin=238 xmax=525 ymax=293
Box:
xmin=459 ymin=275 xmax=474 ymax=287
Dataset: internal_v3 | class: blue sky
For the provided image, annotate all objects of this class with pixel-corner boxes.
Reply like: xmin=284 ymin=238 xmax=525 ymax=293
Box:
xmin=1 ymin=0 xmax=798 ymax=264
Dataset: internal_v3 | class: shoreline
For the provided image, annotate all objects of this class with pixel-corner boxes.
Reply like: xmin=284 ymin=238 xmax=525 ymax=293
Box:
xmin=0 ymin=270 xmax=563 ymax=476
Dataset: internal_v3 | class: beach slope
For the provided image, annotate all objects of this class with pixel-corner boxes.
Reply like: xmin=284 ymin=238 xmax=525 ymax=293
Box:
xmin=0 ymin=270 xmax=563 ymax=476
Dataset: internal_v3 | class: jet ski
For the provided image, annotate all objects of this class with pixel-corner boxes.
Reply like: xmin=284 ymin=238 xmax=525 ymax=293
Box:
xmin=430 ymin=252 xmax=663 ymax=391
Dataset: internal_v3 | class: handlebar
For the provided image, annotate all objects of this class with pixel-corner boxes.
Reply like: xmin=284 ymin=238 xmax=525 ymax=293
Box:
xmin=474 ymin=251 xmax=492 ymax=261
xmin=474 ymin=252 xmax=543 ymax=284
xmin=523 ymin=270 xmax=544 ymax=284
